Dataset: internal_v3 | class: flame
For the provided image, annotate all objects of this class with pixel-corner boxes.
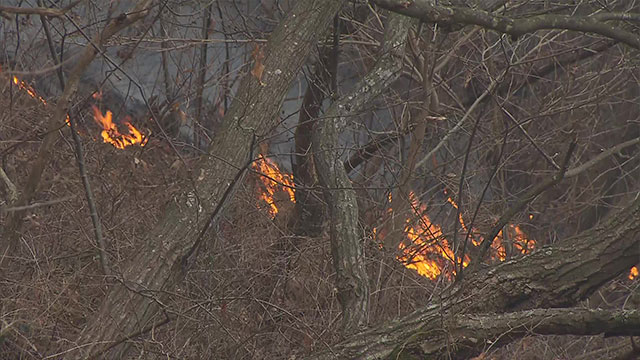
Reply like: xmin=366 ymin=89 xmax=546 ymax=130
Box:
xmin=252 ymin=154 xmax=295 ymax=217
xmin=10 ymin=75 xmax=72 ymax=126
xmin=630 ymin=266 xmax=638 ymax=280
xmin=3 ymin=68 xmax=147 ymax=149
xmin=91 ymin=105 xmax=147 ymax=149
xmin=12 ymin=76 xmax=48 ymax=104
xmin=397 ymin=191 xmax=470 ymax=279
xmin=380 ymin=190 xmax=537 ymax=280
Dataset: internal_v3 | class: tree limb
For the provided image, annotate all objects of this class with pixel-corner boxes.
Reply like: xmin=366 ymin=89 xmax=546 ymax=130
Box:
xmin=472 ymin=138 xmax=576 ymax=270
xmin=0 ymin=1 xmax=83 ymax=18
xmin=373 ymin=0 xmax=640 ymax=50
xmin=307 ymin=192 xmax=640 ymax=359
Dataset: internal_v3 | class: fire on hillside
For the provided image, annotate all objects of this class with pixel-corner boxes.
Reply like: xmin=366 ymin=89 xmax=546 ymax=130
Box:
xmin=252 ymin=156 xmax=638 ymax=281
xmin=4 ymin=68 xmax=147 ymax=149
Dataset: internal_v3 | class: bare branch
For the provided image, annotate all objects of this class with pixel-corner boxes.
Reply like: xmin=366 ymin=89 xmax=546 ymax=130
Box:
xmin=1 ymin=196 xmax=75 ymax=213
xmin=566 ymin=137 xmax=640 ymax=178
xmin=0 ymin=167 xmax=17 ymax=204
xmin=0 ymin=0 xmax=83 ymax=18
xmin=374 ymin=0 xmax=640 ymax=49
xmin=472 ymin=137 xmax=577 ymax=271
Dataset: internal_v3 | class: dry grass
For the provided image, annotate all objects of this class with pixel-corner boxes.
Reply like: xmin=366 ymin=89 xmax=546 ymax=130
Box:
xmin=0 ymin=76 xmax=637 ymax=359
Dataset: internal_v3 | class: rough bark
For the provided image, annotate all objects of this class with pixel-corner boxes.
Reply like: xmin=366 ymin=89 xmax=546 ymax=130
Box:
xmin=374 ymin=0 xmax=640 ymax=50
xmin=71 ymin=1 xmax=344 ymax=358
xmin=307 ymin=194 xmax=640 ymax=359
xmin=313 ymin=13 xmax=415 ymax=333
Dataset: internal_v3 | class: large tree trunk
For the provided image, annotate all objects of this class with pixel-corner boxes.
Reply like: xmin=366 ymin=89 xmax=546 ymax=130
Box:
xmin=307 ymin=194 xmax=640 ymax=359
xmin=72 ymin=1 xmax=344 ymax=358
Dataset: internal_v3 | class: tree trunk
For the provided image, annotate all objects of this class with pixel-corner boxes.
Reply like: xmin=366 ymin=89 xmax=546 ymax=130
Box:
xmin=307 ymin=195 xmax=640 ymax=359
xmin=290 ymin=19 xmax=338 ymax=237
xmin=72 ymin=1 xmax=344 ymax=358
xmin=313 ymin=13 xmax=415 ymax=333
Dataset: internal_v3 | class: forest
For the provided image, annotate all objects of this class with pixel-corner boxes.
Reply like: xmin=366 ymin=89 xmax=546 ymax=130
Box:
xmin=1 ymin=0 xmax=640 ymax=359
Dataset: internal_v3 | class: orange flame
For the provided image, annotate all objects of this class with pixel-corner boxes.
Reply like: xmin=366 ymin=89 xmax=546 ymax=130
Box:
xmin=397 ymin=191 xmax=470 ymax=279
xmin=630 ymin=266 xmax=638 ymax=280
xmin=91 ymin=105 xmax=147 ymax=149
xmin=3 ymin=67 xmax=146 ymax=149
xmin=12 ymin=76 xmax=47 ymax=104
xmin=252 ymin=154 xmax=295 ymax=217
xmin=381 ymin=190 xmax=537 ymax=280
xmin=9 ymin=75 xmax=71 ymax=125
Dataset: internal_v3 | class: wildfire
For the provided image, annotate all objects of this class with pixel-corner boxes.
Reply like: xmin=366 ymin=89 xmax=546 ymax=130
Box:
xmin=252 ymin=154 xmax=295 ymax=217
xmin=247 ymin=153 xmax=539 ymax=280
xmin=630 ymin=266 xmax=638 ymax=280
xmin=12 ymin=76 xmax=47 ymax=104
xmin=397 ymin=191 xmax=470 ymax=279
xmin=3 ymin=67 xmax=146 ymax=149
xmin=387 ymin=190 xmax=537 ymax=280
xmin=91 ymin=105 xmax=147 ymax=149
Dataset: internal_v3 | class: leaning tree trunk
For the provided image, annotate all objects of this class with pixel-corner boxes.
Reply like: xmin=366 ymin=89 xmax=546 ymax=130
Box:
xmin=71 ymin=1 xmax=344 ymax=358
xmin=306 ymin=194 xmax=640 ymax=359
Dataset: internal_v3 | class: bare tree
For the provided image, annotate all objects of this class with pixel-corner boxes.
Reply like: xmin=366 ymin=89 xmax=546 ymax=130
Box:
xmin=2 ymin=0 xmax=640 ymax=359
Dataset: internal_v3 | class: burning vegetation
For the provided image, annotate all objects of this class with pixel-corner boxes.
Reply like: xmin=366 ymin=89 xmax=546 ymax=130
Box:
xmin=3 ymin=68 xmax=147 ymax=149
xmin=4 ymin=68 xmax=636 ymax=283
xmin=252 ymin=154 xmax=295 ymax=217
xmin=90 ymin=105 xmax=147 ymax=149
xmin=251 ymin=157 xmax=638 ymax=282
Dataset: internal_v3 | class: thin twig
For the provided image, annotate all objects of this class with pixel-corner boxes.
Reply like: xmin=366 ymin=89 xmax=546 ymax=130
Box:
xmin=1 ymin=196 xmax=75 ymax=213
xmin=86 ymin=315 xmax=172 ymax=360
xmin=180 ymin=135 xmax=257 ymax=271
xmin=67 ymin=114 xmax=111 ymax=275
xmin=566 ymin=136 xmax=640 ymax=178
xmin=0 ymin=0 xmax=83 ymax=18
xmin=39 ymin=5 xmax=110 ymax=276
xmin=415 ymin=70 xmax=505 ymax=171
xmin=472 ymin=137 xmax=577 ymax=271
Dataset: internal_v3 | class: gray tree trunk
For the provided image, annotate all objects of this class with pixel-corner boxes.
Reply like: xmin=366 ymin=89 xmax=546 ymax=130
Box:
xmin=71 ymin=1 xmax=344 ymax=358
xmin=312 ymin=13 xmax=415 ymax=333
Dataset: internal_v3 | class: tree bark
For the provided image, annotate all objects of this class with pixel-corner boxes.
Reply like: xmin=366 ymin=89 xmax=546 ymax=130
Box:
xmin=374 ymin=0 xmax=640 ymax=50
xmin=313 ymin=13 xmax=415 ymax=333
xmin=290 ymin=19 xmax=338 ymax=237
xmin=306 ymin=194 xmax=640 ymax=359
xmin=71 ymin=1 xmax=344 ymax=358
